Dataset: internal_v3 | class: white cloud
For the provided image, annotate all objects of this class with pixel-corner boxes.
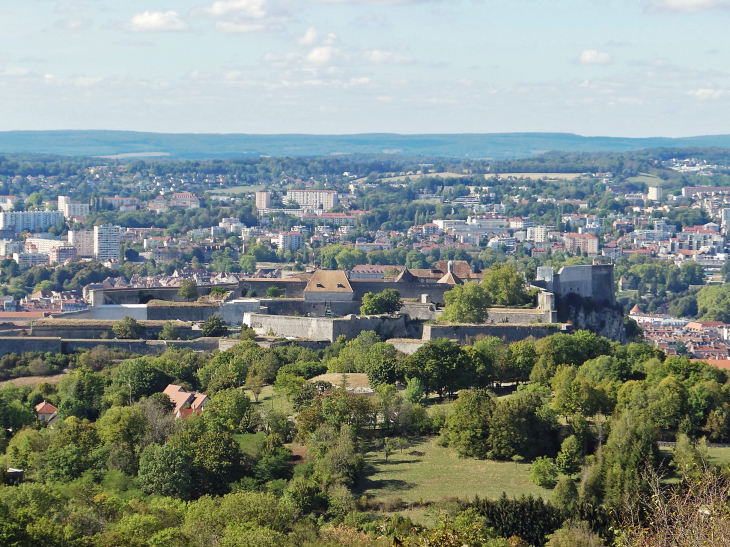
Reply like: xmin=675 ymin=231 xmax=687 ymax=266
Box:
xmin=687 ymin=88 xmax=725 ymax=99
xmin=216 ymin=21 xmax=268 ymax=32
xmin=199 ymin=0 xmax=267 ymax=18
xmin=127 ymin=11 xmax=188 ymax=32
xmin=298 ymin=27 xmax=319 ymax=45
xmin=314 ymin=0 xmax=437 ymax=4
xmin=575 ymin=49 xmax=614 ymax=66
xmin=363 ymin=49 xmax=413 ymax=64
xmin=647 ymin=0 xmax=730 ymax=12
xmin=55 ymin=17 xmax=93 ymax=30
xmin=1 ymin=68 xmax=30 ymax=77
xmin=306 ymin=46 xmax=335 ymax=65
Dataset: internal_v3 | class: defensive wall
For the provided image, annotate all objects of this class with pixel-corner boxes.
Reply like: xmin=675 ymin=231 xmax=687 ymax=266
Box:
xmin=30 ymin=320 xmax=199 ymax=340
xmin=533 ymin=264 xmax=615 ymax=305
xmin=243 ymin=313 xmax=412 ymax=342
xmin=422 ymin=323 xmax=566 ymax=343
xmin=88 ymin=283 xmax=240 ymax=305
xmin=0 ymin=337 xmax=219 ymax=357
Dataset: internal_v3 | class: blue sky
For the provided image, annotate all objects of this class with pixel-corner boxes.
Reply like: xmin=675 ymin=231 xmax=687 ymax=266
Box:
xmin=0 ymin=0 xmax=729 ymax=137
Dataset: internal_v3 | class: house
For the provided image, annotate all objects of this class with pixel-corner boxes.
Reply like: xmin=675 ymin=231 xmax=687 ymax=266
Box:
xmin=304 ymin=270 xmax=354 ymax=302
xmin=34 ymin=401 xmax=57 ymax=422
xmin=163 ymin=384 xmax=209 ymax=416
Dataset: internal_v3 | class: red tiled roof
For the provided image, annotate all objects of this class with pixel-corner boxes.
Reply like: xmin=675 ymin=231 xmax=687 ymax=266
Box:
xmin=35 ymin=401 xmax=57 ymax=414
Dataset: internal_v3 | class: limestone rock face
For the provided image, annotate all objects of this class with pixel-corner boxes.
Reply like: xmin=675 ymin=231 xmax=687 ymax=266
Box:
xmin=556 ymin=293 xmax=626 ymax=343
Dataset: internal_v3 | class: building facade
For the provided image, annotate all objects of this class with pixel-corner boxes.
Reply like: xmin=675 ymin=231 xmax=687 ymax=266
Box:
xmin=68 ymin=229 xmax=95 ymax=258
xmin=0 ymin=211 xmax=64 ymax=233
xmin=50 ymin=245 xmax=78 ymax=264
xmin=94 ymin=225 xmax=122 ymax=261
xmin=277 ymin=232 xmax=303 ymax=251
xmin=255 ymin=191 xmax=271 ymax=209
xmin=285 ymin=190 xmax=339 ymax=210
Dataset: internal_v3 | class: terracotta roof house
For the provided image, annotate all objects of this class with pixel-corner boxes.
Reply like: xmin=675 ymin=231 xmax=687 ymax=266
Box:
xmin=34 ymin=401 xmax=57 ymax=422
xmin=304 ymin=270 xmax=354 ymax=302
xmin=163 ymin=384 xmax=209 ymax=415
xmin=409 ymin=260 xmax=479 ymax=283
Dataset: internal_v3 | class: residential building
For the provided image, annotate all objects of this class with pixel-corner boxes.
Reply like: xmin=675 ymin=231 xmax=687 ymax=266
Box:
xmin=0 ymin=239 xmax=25 ymax=256
xmin=169 ymin=192 xmax=200 ymax=209
xmin=255 ymin=191 xmax=271 ymax=209
xmin=163 ymin=384 xmax=209 ymax=416
xmin=50 ymin=245 xmax=78 ymax=264
xmin=285 ymin=190 xmax=339 ymax=210
xmin=68 ymin=229 xmax=95 ymax=258
xmin=563 ymin=233 xmax=599 ymax=255
xmin=34 ymin=401 xmax=57 ymax=422
xmin=94 ymin=225 xmax=122 ymax=261
xmin=0 ymin=195 xmax=19 ymax=212
xmin=13 ymin=252 xmax=48 ymax=266
xmin=647 ymin=186 xmax=663 ymax=201
xmin=527 ymin=225 xmax=548 ymax=243
xmin=0 ymin=211 xmax=63 ymax=232
xmin=25 ymin=236 xmax=66 ymax=254
xmin=277 ymin=232 xmax=303 ymax=251
xmin=58 ymin=196 xmax=90 ymax=218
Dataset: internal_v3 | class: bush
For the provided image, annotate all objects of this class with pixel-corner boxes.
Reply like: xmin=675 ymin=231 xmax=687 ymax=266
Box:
xmin=159 ymin=321 xmax=180 ymax=340
xmin=113 ymin=317 xmax=142 ymax=339
xmin=202 ymin=315 xmax=228 ymax=337
xmin=529 ymin=456 xmax=558 ymax=488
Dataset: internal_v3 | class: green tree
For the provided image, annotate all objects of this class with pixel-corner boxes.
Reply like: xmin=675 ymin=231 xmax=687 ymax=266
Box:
xmin=138 ymin=442 xmax=193 ymax=499
xmin=488 ymin=391 xmax=558 ymax=460
xmin=360 ymin=289 xmax=403 ymax=315
xmin=239 ymin=255 xmax=257 ymax=274
xmin=335 ymin=247 xmax=366 ymax=270
xmin=178 ymin=279 xmax=199 ymax=301
xmin=160 ymin=321 xmax=180 ymax=340
xmin=405 ymin=250 xmax=427 ymax=269
xmin=207 ymin=388 xmax=253 ymax=433
xmin=546 ymin=521 xmax=604 ymax=547
xmin=555 ymin=435 xmax=583 ymax=477
xmin=404 ymin=338 xmax=470 ymax=398
xmin=364 ymin=342 xmax=399 ymax=387
xmin=265 ymin=286 xmax=281 ymax=298
xmin=202 ymin=314 xmax=228 ymax=337
xmin=481 ymin=263 xmax=530 ymax=306
xmin=113 ymin=316 xmax=142 ymax=339
xmin=552 ymin=476 xmax=579 ymax=518
xmin=529 ymin=456 xmax=558 ymax=488
xmin=441 ymin=281 xmax=491 ymax=324
xmin=446 ymin=389 xmax=495 ymax=459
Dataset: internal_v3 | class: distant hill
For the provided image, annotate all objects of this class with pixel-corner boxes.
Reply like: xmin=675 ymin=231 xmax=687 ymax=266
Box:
xmin=2 ymin=130 xmax=730 ymax=159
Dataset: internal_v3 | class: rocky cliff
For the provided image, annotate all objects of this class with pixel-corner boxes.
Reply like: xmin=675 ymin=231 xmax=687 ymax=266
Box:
xmin=556 ymin=293 xmax=626 ymax=343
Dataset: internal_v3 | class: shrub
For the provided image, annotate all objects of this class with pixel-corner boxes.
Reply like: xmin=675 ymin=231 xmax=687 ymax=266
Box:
xmin=113 ymin=316 xmax=142 ymax=339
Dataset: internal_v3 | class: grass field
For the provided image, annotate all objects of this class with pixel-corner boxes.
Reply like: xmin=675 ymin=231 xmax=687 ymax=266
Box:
xmin=357 ymin=437 xmax=552 ymax=506
xmin=625 ymin=173 xmax=663 ymax=185
xmin=209 ymin=184 xmax=266 ymax=195
xmin=0 ymin=370 xmax=69 ymax=388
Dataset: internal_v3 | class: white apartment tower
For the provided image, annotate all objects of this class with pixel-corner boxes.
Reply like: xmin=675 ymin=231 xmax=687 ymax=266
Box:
xmin=255 ymin=191 xmax=271 ymax=209
xmin=93 ymin=225 xmax=122 ymax=261
xmin=0 ymin=211 xmax=64 ymax=233
xmin=285 ymin=190 xmax=338 ymax=210
xmin=647 ymin=187 xmax=663 ymax=201
xmin=68 ymin=229 xmax=95 ymax=258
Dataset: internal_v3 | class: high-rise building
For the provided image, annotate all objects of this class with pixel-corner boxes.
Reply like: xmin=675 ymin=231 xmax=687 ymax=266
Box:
xmin=285 ymin=190 xmax=338 ymax=210
xmin=0 ymin=211 xmax=63 ymax=233
xmin=647 ymin=187 xmax=663 ymax=201
xmin=58 ymin=196 xmax=90 ymax=218
xmin=68 ymin=229 xmax=95 ymax=257
xmin=255 ymin=191 xmax=271 ymax=209
xmin=94 ymin=225 xmax=122 ymax=261
xmin=24 ymin=237 xmax=66 ymax=254
xmin=527 ymin=225 xmax=548 ymax=243
xmin=277 ymin=232 xmax=303 ymax=252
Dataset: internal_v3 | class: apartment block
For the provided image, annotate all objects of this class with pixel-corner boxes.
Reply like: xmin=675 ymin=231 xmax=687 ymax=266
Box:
xmin=563 ymin=233 xmax=599 ymax=255
xmin=68 ymin=230 xmax=95 ymax=258
xmin=94 ymin=225 xmax=122 ymax=261
xmin=285 ymin=190 xmax=339 ymax=210
xmin=50 ymin=245 xmax=78 ymax=264
xmin=25 ymin=237 xmax=67 ymax=254
xmin=277 ymin=232 xmax=303 ymax=251
xmin=0 ymin=211 xmax=63 ymax=233
xmin=255 ymin=191 xmax=271 ymax=209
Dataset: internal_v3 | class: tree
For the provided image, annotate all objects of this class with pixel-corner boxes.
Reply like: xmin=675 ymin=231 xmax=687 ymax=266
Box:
xmin=529 ymin=456 xmax=558 ymax=488
xmin=555 ymin=435 xmax=583 ymax=477
xmin=265 ymin=286 xmax=281 ymax=298
xmin=239 ymin=255 xmax=257 ymax=274
xmin=113 ymin=316 xmax=142 ymax=339
xmin=202 ymin=314 xmax=228 ymax=337
xmin=546 ymin=521 xmax=604 ymax=547
xmin=440 ymin=281 xmax=491 ymax=324
xmin=481 ymin=263 xmax=530 ymax=306
xmin=335 ymin=247 xmax=366 ymax=270
xmin=488 ymin=391 xmax=558 ymax=460
xmin=207 ymin=388 xmax=253 ymax=433
xmin=405 ymin=250 xmax=427 ymax=269
xmin=447 ymin=389 xmax=495 ymax=459
xmin=114 ymin=358 xmax=170 ymax=400
xmin=360 ymin=289 xmax=403 ymax=315
xmin=160 ymin=321 xmax=180 ymax=340
xmin=138 ymin=443 xmax=193 ymax=499
xmin=364 ymin=342 xmax=399 ymax=387
xmin=404 ymin=338 xmax=470 ymax=398
xmin=246 ymin=369 xmax=265 ymax=403
xmin=552 ymin=477 xmax=579 ymax=518
xmin=124 ymin=248 xmax=139 ymax=262
xmin=178 ymin=279 xmax=198 ymax=301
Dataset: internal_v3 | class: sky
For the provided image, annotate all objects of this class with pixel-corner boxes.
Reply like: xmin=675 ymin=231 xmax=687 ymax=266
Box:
xmin=0 ymin=0 xmax=729 ymax=137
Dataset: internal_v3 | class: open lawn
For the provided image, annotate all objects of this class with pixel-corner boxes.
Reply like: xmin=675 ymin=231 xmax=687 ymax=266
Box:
xmin=494 ymin=173 xmax=584 ymax=180
xmin=242 ymin=384 xmax=293 ymax=415
xmin=357 ymin=437 xmax=552 ymax=506
xmin=626 ymin=173 xmax=663 ymax=185
xmin=209 ymin=184 xmax=266 ymax=195
xmin=0 ymin=370 xmax=69 ymax=388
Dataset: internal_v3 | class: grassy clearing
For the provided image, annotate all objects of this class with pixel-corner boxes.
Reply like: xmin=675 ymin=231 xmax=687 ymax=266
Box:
xmin=0 ymin=370 xmax=69 ymax=388
xmin=357 ymin=437 xmax=552 ymax=506
xmin=626 ymin=173 xmax=662 ymax=184
xmin=209 ymin=184 xmax=266 ymax=195
xmin=243 ymin=384 xmax=293 ymax=415
xmin=494 ymin=173 xmax=584 ymax=180
xmin=708 ymin=446 xmax=730 ymax=467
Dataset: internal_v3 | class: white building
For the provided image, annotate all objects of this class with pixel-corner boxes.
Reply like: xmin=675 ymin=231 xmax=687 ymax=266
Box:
xmin=13 ymin=252 xmax=48 ymax=266
xmin=94 ymin=225 xmax=122 ymax=261
xmin=68 ymin=229 xmax=95 ymax=258
xmin=277 ymin=232 xmax=303 ymax=252
xmin=25 ymin=237 xmax=67 ymax=254
xmin=0 ymin=196 xmax=18 ymax=212
xmin=0 ymin=211 xmax=64 ymax=233
xmin=647 ymin=187 xmax=663 ymax=201
xmin=527 ymin=225 xmax=548 ymax=243
xmin=0 ymin=239 xmax=25 ymax=256
xmin=255 ymin=191 xmax=271 ymax=209
xmin=285 ymin=190 xmax=338 ymax=210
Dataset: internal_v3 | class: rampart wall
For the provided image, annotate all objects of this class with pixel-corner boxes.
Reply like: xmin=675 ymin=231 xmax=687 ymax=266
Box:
xmin=422 ymin=323 xmax=565 ymax=343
